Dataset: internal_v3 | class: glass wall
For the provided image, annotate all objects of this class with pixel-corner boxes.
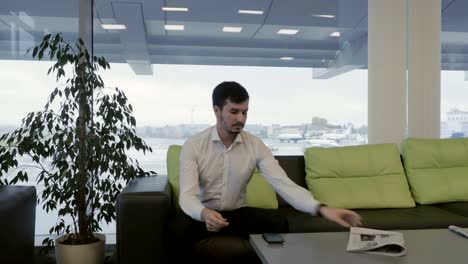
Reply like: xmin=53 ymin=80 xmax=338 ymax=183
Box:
xmin=441 ymin=0 xmax=468 ymax=138
xmin=0 ymin=1 xmax=79 ymax=242
xmin=92 ymin=0 xmax=368 ymax=237
xmin=0 ymin=0 xmax=368 ymax=241
xmin=93 ymin=0 xmax=369 ymax=163
xmin=97 ymin=64 xmax=367 ymax=162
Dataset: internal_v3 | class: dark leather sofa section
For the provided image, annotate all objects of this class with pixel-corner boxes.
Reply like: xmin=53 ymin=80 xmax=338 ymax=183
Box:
xmin=435 ymin=202 xmax=468 ymax=217
xmin=116 ymin=176 xmax=171 ymax=264
xmin=116 ymin=156 xmax=468 ymax=264
xmin=0 ymin=185 xmax=36 ymax=264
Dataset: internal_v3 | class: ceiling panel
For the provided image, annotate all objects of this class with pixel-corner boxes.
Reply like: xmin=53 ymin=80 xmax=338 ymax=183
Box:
xmin=2 ymin=0 xmax=468 ymax=73
xmin=442 ymin=0 xmax=468 ymax=32
xmin=164 ymin=0 xmax=271 ymax=24
xmin=162 ymin=21 xmax=261 ymax=38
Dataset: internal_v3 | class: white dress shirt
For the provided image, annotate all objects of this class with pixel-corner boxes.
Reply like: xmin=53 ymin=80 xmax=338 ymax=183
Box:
xmin=179 ymin=126 xmax=320 ymax=221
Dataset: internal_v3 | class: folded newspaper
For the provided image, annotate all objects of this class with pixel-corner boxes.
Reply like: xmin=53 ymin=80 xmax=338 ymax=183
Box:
xmin=346 ymin=227 xmax=407 ymax=257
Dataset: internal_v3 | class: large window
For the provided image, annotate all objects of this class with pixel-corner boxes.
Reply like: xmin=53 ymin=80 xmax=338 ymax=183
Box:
xmin=93 ymin=0 xmax=369 ymax=237
xmin=93 ymin=0 xmax=369 ymax=157
xmin=0 ymin=0 xmax=368 ymax=242
xmin=441 ymin=71 xmax=468 ymax=138
xmin=99 ymin=64 xmax=368 ymax=163
xmin=0 ymin=1 xmax=79 ymax=243
xmin=441 ymin=1 xmax=468 ymax=138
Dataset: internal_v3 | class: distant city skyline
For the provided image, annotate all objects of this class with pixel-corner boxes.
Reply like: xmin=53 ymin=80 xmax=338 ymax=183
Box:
xmin=0 ymin=61 xmax=467 ymax=128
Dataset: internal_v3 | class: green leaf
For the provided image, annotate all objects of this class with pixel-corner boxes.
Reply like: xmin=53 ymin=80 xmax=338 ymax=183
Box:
xmin=33 ymin=47 xmax=39 ymax=57
xmin=54 ymin=34 xmax=61 ymax=45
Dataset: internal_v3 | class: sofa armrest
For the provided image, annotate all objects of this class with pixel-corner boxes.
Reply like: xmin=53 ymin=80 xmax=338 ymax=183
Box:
xmin=116 ymin=175 xmax=172 ymax=264
xmin=0 ymin=185 xmax=36 ymax=264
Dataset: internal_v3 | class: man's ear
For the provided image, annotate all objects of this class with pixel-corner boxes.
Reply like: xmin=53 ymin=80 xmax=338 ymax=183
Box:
xmin=213 ymin=105 xmax=220 ymax=117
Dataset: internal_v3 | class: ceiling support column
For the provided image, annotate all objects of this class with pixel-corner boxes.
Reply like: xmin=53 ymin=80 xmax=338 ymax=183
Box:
xmin=79 ymin=0 xmax=93 ymax=55
xmin=368 ymin=0 xmax=407 ymax=144
xmin=407 ymin=0 xmax=441 ymax=138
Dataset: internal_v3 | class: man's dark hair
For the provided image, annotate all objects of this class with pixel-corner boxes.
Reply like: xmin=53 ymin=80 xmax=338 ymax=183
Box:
xmin=212 ymin=81 xmax=249 ymax=108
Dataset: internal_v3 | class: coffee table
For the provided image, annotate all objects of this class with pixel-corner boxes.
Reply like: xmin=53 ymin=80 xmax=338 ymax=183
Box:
xmin=250 ymin=229 xmax=467 ymax=264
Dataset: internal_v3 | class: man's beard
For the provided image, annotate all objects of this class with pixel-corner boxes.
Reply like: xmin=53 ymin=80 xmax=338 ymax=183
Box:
xmin=221 ymin=117 xmax=243 ymax=134
xmin=228 ymin=123 xmax=244 ymax=134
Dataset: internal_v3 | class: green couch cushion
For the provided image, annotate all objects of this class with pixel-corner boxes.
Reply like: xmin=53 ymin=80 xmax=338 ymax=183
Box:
xmin=304 ymin=144 xmax=415 ymax=209
xmin=402 ymin=138 xmax=468 ymax=204
xmin=166 ymin=145 xmax=278 ymax=209
xmin=246 ymin=169 xmax=278 ymax=209
xmin=167 ymin=145 xmax=183 ymax=209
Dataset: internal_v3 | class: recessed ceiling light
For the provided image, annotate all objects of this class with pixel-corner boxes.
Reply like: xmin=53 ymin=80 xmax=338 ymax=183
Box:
xmin=223 ymin=26 xmax=243 ymax=33
xmin=311 ymin=14 xmax=335 ymax=18
xmin=280 ymin=57 xmax=294 ymax=60
xmin=238 ymin=10 xmax=264 ymax=15
xmin=101 ymin=24 xmax=126 ymax=30
xmin=162 ymin=7 xmax=189 ymax=12
xmin=329 ymin=31 xmax=341 ymax=37
xmin=277 ymin=29 xmax=299 ymax=35
xmin=164 ymin=24 xmax=185 ymax=31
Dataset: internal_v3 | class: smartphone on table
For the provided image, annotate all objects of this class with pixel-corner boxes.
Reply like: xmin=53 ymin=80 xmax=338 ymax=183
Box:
xmin=262 ymin=233 xmax=286 ymax=245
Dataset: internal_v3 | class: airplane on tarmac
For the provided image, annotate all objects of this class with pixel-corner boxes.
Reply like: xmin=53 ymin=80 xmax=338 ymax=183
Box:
xmin=276 ymin=125 xmax=350 ymax=144
xmin=307 ymin=125 xmax=366 ymax=147
xmin=277 ymin=133 xmax=305 ymax=143
xmin=276 ymin=124 xmax=365 ymax=146
xmin=304 ymin=138 xmax=339 ymax=147
xmin=319 ymin=125 xmax=352 ymax=140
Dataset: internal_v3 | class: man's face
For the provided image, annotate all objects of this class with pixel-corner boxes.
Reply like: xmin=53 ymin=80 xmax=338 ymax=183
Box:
xmin=215 ymin=99 xmax=249 ymax=135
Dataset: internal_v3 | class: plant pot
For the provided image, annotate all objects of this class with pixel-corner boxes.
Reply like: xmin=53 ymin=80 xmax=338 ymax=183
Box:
xmin=55 ymin=233 xmax=106 ymax=264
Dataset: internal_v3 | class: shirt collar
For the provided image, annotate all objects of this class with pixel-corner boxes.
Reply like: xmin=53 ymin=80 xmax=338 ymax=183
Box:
xmin=211 ymin=126 xmax=243 ymax=144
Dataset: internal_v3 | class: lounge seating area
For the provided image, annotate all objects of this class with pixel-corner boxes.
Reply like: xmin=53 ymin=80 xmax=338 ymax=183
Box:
xmin=116 ymin=137 xmax=468 ymax=263
xmin=3 ymin=2 xmax=468 ymax=264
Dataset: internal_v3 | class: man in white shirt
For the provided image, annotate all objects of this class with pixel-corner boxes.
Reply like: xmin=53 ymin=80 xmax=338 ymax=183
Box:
xmin=177 ymin=81 xmax=362 ymax=256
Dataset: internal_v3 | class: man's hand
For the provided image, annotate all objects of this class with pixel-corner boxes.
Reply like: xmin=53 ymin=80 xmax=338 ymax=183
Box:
xmin=201 ymin=208 xmax=229 ymax=232
xmin=318 ymin=206 xmax=362 ymax=228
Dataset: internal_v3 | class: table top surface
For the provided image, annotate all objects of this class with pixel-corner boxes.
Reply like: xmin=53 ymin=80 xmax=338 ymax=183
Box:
xmin=250 ymin=228 xmax=468 ymax=264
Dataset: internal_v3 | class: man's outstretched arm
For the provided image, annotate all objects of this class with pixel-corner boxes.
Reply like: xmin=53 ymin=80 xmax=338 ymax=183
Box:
xmin=256 ymin=141 xmax=362 ymax=228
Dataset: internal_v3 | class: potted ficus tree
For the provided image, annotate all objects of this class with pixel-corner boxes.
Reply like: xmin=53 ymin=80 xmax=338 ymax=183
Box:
xmin=0 ymin=33 xmax=154 ymax=264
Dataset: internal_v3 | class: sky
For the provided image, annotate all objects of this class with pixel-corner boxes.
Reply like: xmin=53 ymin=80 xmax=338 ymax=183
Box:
xmin=0 ymin=60 xmax=466 ymax=128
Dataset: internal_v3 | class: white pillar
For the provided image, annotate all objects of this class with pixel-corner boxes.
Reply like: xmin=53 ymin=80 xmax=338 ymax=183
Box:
xmin=79 ymin=0 xmax=93 ymax=54
xmin=368 ymin=0 xmax=407 ymax=144
xmin=408 ymin=0 xmax=441 ymax=138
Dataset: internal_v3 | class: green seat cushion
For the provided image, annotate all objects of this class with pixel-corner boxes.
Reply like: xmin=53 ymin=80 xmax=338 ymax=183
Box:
xmin=246 ymin=169 xmax=278 ymax=209
xmin=304 ymin=144 xmax=415 ymax=209
xmin=402 ymin=138 xmax=468 ymax=204
xmin=167 ymin=145 xmax=183 ymax=209
xmin=166 ymin=145 xmax=278 ymax=209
